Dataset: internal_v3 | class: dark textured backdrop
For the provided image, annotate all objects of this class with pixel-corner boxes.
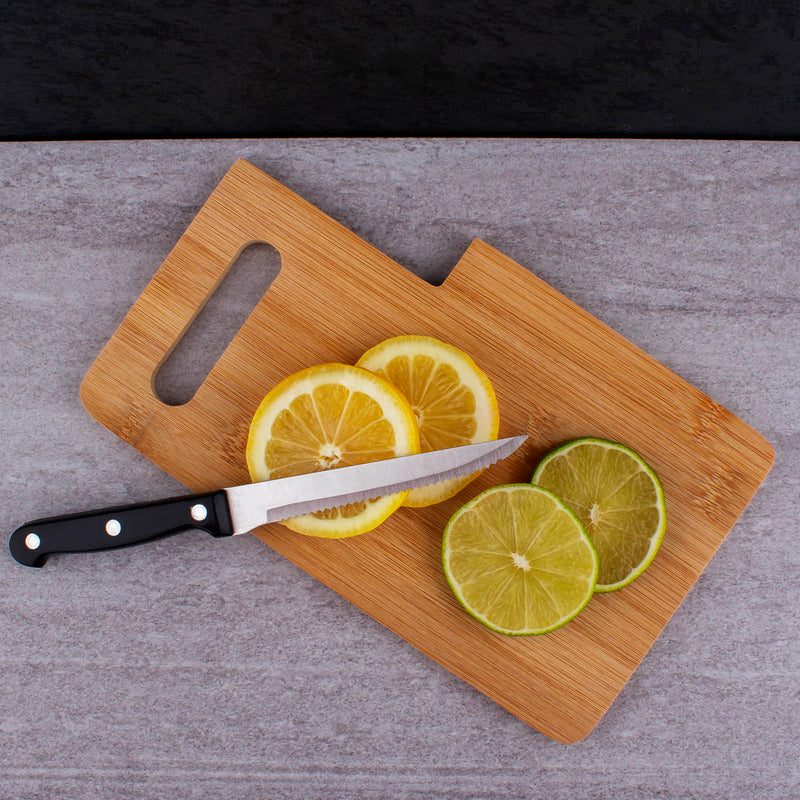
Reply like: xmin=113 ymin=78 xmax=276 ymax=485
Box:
xmin=3 ymin=0 xmax=800 ymax=139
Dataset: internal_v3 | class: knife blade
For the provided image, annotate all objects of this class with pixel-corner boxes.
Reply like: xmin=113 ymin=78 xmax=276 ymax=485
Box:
xmin=9 ymin=436 xmax=527 ymax=567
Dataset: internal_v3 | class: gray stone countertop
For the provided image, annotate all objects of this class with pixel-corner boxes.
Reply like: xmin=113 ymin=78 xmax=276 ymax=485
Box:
xmin=1 ymin=140 xmax=797 ymax=799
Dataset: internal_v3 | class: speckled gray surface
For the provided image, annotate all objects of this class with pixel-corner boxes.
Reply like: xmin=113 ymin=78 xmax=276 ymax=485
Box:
xmin=1 ymin=140 xmax=797 ymax=799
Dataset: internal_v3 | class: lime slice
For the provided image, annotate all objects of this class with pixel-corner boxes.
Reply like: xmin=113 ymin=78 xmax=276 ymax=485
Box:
xmin=531 ymin=438 xmax=666 ymax=592
xmin=442 ymin=484 xmax=598 ymax=635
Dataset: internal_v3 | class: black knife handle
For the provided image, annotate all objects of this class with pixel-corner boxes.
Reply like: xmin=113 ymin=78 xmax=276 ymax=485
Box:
xmin=8 ymin=490 xmax=233 ymax=567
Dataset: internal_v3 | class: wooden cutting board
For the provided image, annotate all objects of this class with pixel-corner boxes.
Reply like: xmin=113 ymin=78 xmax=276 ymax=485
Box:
xmin=80 ymin=159 xmax=773 ymax=742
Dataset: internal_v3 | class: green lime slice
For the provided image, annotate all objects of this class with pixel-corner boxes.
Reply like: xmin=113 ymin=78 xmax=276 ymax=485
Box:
xmin=442 ymin=484 xmax=598 ymax=635
xmin=532 ymin=438 xmax=666 ymax=592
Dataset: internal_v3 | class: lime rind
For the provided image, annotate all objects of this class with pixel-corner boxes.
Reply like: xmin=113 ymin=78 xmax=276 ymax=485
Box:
xmin=531 ymin=438 xmax=667 ymax=592
xmin=442 ymin=484 xmax=599 ymax=636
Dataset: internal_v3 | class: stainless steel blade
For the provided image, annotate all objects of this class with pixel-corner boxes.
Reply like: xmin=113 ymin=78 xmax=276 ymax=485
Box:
xmin=224 ymin=435 xmax=527 ymax=533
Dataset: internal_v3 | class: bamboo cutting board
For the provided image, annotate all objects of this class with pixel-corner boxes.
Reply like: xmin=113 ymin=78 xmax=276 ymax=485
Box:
xmin=80 ymin=159 xmax=773 ymax=742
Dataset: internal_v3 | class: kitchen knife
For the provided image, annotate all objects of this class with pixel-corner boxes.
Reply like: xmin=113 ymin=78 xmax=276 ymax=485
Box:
xmin=9 ymin=435 xmax=526 ymax=567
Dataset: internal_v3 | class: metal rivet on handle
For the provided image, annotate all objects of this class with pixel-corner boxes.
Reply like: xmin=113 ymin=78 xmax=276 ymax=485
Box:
xmin=105 ymin=519 xmax=121 ymax=536
xmin=190 ymin=504 xmax=208 ymax=521
xmin=25 ymin=533 xmax=41 ymax=550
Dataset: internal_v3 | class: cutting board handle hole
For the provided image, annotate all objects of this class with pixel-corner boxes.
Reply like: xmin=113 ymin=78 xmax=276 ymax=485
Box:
xmin=153 ymin=242 xmax=282 ymax=406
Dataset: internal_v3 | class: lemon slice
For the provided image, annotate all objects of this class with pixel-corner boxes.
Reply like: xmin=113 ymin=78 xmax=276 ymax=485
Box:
xmin=531 ymin=438 xmax=667 ymax=591
xmin=246 ymin=363 xmax=420 ymax=537
xmin=443 ymin=484 xmax=598 ymax=635
xmin=356 ymin=335 xmax=499 ymax=507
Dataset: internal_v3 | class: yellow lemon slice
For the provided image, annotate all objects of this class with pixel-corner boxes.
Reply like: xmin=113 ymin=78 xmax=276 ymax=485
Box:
xmin=246 ymin=363 xmax=420 ymax=537
xmin=356 ymin=336 xmax=499 ymax=507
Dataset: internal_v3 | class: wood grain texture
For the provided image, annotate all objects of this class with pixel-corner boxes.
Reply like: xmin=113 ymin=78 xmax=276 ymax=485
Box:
xmin=80 ymin=159 xmax=774 ymax=742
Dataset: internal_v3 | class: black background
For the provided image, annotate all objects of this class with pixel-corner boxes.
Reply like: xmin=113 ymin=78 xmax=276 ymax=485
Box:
xmin=2 ymin=0 xmax=799 ymax=139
